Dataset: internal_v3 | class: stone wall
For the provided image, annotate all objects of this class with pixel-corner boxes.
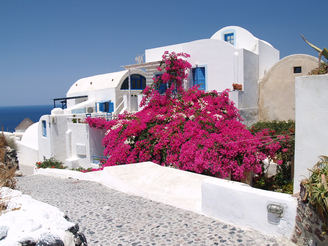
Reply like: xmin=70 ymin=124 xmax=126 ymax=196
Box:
xmin=258 ymin=54 xmax=317 ymax=122
xmin=292 ymin=196 xmax=328 ymax=246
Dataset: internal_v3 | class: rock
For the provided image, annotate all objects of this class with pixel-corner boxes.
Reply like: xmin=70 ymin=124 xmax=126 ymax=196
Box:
xmin=36 ymin=233 xmax=64 ymax=246
xmin=20 ymin=237 xmax=37 ymax=246
xmin=0 ymin=226 xmax=8 ymax=240
xmin=15 ymin=170 xmax=23 ymax=177
xmin=64 ymin=216 xmax=87 ymax=245
xmin=64 ymin=215 xmax=71 ymax=221
xmin=68 ymin=223 xmax=79 ymax=234
xmin=74 ymin=232 xmax=88 ymax=246
xmin=1 ymin=146 xmax=19 ymax=170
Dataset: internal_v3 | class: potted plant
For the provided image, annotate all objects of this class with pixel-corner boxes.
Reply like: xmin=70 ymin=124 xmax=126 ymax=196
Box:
xmin=232 ymin=83 xmax=242 ymax=91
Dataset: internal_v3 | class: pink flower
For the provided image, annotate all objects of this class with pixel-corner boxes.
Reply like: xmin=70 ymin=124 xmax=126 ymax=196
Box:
xmin=277 ymin=160 xmax=283 ymax=165
xmin=161 ymin=73 xmax=170 ymax=83
xmin=85 ymin=51 xmax=284 ymax=181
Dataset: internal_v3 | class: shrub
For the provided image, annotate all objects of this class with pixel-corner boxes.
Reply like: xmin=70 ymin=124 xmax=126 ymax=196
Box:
xmin=0 ymin=164 xmax=16 ymax=189
xmin=309 ymin=62 xmax=328 ymax=75
xmin=0 ymin=133 xmax=17 ymax=213
xmin=36 ymin=158 xmax=66 ymax=169
xmin=87 ymin=52 xmax=282 ymax=181
xmin=302 ymin=156 xmax=328 ymax=220
xmin=250 ymin=120 xmax=295 ymax=193
xmin=0 ymin=133 xmax=16 ymax=190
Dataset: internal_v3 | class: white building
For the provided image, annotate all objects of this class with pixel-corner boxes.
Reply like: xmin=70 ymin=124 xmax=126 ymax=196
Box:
xmin=18 ymin=26 xmax=280 ymax=171
xmin=18 ymin=69 xmax=148 ymax=171
xmin=145 ymin=26 xmax=279 ymax=117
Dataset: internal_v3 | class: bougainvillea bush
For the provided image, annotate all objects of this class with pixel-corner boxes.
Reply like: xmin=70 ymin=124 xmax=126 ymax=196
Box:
xmin=87 ymin=52 xmax=282 ymax=181
xmin=250 ymin=121 xmax=295 ymax=193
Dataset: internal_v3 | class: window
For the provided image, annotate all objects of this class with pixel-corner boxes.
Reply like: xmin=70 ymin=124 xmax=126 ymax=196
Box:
xmin=98 ymin=101 xmax=114 ymax=113
xmin=192 ymin=67 xmax=206 ymax=91
xmin=120 ymin=74 xmax=146 ymax=90
xmin=42 ymin=120 xmax=47 ymax=137
xmin=293 ymin=66 xmax=302 ymax=73
xmin=224 ymin=33 xmax=235 ymax=45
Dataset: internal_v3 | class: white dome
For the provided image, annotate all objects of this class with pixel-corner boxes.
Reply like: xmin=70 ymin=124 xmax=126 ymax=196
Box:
xmin=20 ymin=122 xmax=39 ymax=150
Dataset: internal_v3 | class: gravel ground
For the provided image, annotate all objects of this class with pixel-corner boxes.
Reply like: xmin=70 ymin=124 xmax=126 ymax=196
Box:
xmin=17 ymin=175 xmax=295 ymax=246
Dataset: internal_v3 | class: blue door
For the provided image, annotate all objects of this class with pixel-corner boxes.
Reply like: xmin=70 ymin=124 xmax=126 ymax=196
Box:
xmin=192 ymin=67 xmax=206 ymax=90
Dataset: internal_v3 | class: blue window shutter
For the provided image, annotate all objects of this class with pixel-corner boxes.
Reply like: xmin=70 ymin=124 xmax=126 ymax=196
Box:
xmin=99 ymin=102 xmax=104 ymax=112
xmin=158 ymin=83 xmax=167 ymax=94
xmin=193 ymin=67 xmax=206 ymax=91
xmin=42 ymin=120 xmax=47 ymax=137
xmin=108 ymin=101 xmax=114 ymax=113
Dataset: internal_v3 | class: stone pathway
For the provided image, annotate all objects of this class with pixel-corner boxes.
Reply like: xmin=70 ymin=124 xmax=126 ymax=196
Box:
xmin=17 ymin=175 xmax=294 ymax=246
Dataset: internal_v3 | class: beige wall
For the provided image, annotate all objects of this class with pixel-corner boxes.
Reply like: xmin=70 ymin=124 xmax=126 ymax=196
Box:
xmin=258 ymin=54 xmax=317 ymax=121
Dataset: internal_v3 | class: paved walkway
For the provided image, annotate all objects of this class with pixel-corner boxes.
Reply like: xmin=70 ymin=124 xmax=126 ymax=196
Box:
xmin=17 ymin=175 xmax=294 ymax=246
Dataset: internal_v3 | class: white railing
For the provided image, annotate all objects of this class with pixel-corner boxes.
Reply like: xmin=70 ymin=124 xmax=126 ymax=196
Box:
xmin=113 ymin=96 xmax=127 ymax=115
xmin=67 ymin=112 xmax=118 ymax=124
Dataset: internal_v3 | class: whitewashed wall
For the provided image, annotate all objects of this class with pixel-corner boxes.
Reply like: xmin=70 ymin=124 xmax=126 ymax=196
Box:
xmin=211 ymin=26 xmax=279 ymax=81
xmin=258 ymin=40 xmax=280 ymax=79
xmin=88 ymin=127 xmax=106 ymax=164
xmin=38 ymin=115 xmax=52 ymax=160
xmin=49 ymin=115 xmax=68 ymax=162
xmin=68 ymin=122 xmax=90 ymax=168
xmin=17 ymin=122 xmax=39 ymax=174
xmin=294 ymin=74 xmax=328 ymax=193
xmin=241 ymin=49 xmax=259 ymax=109
xmin=146 ymin=39 xmax=237 ymax=92
xmin=211 ymin=26 xmax=259 ymax=53
xmin=202 ymin=178 xmax=297 ymax=238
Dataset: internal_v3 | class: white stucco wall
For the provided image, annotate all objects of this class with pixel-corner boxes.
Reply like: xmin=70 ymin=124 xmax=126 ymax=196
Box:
xmin=294 ymin=74 xmax=328 ymax=193
xmin=49 ymin=115 xmax=68 ymax=162
xmin=211 ymin=26 xmax=279 ymax=80
xmin=146 ymin=39 xmax=238 ymax=92
xmin=17 ymin=122 xmax=39 ymax=171
xmin=89 ymin=127 xmax=106 ymax=163
xmin=66 ymin=70 xmax=145 ymax=113
xmin=240 ymin=49 xmax=259 ymax=109
xmin=68 ymin=122 xmax=90 ymax=168
xmin=258 ymin=40 xmax=280 ymax=80
xmin=38 ymin=115 xmax=52 ymax=160
xmin=211 ymin=26 xmax=259 ymax=53
xmin=202 ymin=178 xmax=297 ymax=238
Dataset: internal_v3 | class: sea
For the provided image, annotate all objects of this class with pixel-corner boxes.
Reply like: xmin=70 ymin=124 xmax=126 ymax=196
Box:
xmin=0 ymin=105 xmax=53 ymax=133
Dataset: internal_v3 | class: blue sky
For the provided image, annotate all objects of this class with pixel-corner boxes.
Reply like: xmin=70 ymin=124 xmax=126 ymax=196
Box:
xmin=0 ymin=0 xmax=327 ymax=106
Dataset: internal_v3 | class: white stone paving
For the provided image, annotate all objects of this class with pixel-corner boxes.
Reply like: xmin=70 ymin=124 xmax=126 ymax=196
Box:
xmin=17 ymin=175 xmax=295 ymax=246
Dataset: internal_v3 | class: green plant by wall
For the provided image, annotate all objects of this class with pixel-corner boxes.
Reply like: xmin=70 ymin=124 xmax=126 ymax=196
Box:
xmin=302 ymin=156 xmax=328 ymax=220
xmin=309 ymin=63 xmax=328 ymax=75
xmin=36 ymin=158 xmax=66 ymax=169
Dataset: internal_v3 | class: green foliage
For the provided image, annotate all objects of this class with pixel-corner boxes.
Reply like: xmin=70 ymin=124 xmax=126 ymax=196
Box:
xmin=303 ymin=156 xmax=328 ymax=219
xmin=71 ymin=167 xmax=93 ymax=172
xmin=250 ymin=120 xmax=295 ymax=194
xmin=309 ymin=63 xmax=328 ymax=75
xmin=36 ymin=158 xmax=66 ymax=169
xmin=249 ymin=120 xmax=295 ymax=135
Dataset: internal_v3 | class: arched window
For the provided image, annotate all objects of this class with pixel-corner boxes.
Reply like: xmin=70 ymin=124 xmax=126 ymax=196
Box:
xmin=120 ymin=74 xmax=146 ymax=90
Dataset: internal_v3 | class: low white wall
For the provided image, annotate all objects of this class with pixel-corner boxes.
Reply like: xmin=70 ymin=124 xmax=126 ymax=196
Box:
xmin=36 ymin=162 xmax=297 ymax=240
xmin=294 ymin=74 xmax=328 ymax=193
xmin=68 ymin=122 xmax=90 ymax=168
xmin=17 ymin=142 xmax=37 ymax=175
xmin=202 ymin=178 xmax=297 ymax=238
